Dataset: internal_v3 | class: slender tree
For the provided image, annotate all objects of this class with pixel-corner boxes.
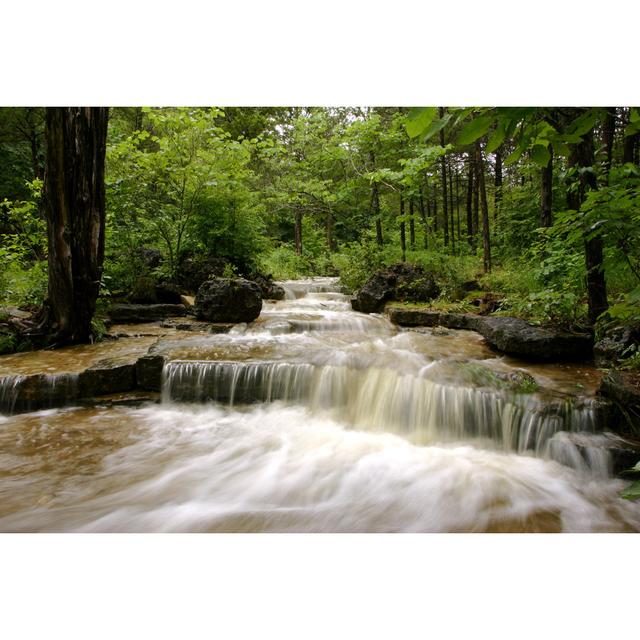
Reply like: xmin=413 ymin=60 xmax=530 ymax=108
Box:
xmin=540 ymin=148 xmax=553 ymax=227
xmin=439 ymin=107 xmax=449 ymax=247
xmin=475 ymin=141 xmax=491 ymax=273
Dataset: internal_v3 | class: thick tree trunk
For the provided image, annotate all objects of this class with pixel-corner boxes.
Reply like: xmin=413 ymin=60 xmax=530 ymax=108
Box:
xmin=567 ymin=124 xmax=608 ymax=325
xmin=439 ymin=107 xmax=449 ymax=247
xmin=294 ymin=210 xmax=303 ymax=255
xmin=475 ymin=141 xmax=491 ymax=273
xmin=540 ymin=148 xmax=553 ymax=227
xmin=473 ymin=151 xmax=480 ymax=238
xmin=43 ymin=107 xmax=108 ymax=344
xmin=399 ymin=193 xmax=406 ymax=262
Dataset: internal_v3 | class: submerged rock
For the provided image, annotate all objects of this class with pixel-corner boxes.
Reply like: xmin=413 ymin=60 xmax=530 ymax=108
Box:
xmin=195 ymin=278 xmax=262 ymax=323
xmin=353 ymin=263 xmax=440 ymax=313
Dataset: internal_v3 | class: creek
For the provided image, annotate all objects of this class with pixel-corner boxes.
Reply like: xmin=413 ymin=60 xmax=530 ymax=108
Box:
xmin=0 ymin=277 xmax=638 ymax=532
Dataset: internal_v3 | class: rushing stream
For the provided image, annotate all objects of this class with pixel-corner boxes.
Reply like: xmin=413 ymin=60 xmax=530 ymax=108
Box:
xmin=0 ymin=277 xmax=639 ymax=532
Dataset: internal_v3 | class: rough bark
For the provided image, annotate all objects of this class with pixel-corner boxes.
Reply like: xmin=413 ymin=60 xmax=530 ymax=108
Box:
xmin=42 ymin=107 xmax=109 ymax=344
xmin=370 ymin=150 xmax=383 ymax=246
xmin=602 ymin=107 xmax=616 ymax=180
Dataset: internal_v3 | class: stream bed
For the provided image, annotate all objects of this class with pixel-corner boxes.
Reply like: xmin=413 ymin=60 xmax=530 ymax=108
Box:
xmin=0 ymin=277 xmax=639 ymax=532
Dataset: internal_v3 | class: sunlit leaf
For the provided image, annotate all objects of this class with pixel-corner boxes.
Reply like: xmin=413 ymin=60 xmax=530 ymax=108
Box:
xmin=405 ymin=107 xmax=438 ymax=138
xmin=457 ymin=115 xmax=493 ymax=146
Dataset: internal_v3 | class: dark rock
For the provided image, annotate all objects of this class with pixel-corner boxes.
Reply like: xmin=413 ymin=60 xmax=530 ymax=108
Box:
xmin=594 ymin=326 xmax=639 ymax=367
xmin=195 ymin=278 xmax=262 ymax=323
xmin=159 ymin=319 xmax=234 ymax=333
xmin=598 ymin=370 xmax=640 ymax=436
xmin=461 ymin=280 xmax=481 ymax=292
xmin=478 ymin=316 xmax=593 ymax=361
xmin=135 ymin=354 xmax=166 ymax=391
xmin=109 ymin=304 xmax=187 ymax=323
xmin=78 ymin=361 xmax=137 ymax=397
xmin=138 ymin=247 xmax=163 ymax=270
xmin=387 ymin=307 xmax=593 ymax=361
xmin=354 ymin=263 xmax=440 ymax=314
xmin=174 ymin=252 xmax=230 ymax=293
xmin=130 ymin=276 xmax=158 ymax=304
xmin=155 ymin=283 xmax=183 ymax=305
xmin=252 ymin=273 xmax=285 ymax=301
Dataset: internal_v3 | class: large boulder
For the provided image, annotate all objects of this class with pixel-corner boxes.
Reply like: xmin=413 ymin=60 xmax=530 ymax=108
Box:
xmin=195 ymin=278 xmax=263 ymax=323
xmin=354 ymin=263 xmax=440 ymax=314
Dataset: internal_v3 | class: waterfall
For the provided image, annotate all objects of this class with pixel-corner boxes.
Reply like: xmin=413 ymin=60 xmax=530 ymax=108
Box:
xmin=161 ymin=359 xmax=598 ymax=457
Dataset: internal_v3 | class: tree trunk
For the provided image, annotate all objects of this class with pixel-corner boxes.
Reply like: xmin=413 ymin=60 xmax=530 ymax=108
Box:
xmin=439 ymin=107 xmax=449 ymax=247
xmin=466 ymin=151 xmax=474 ymax=246
xmin=567 ymin=124 xmax=608 ymax=325
xmin=43 ymin=107 xmax=109 ymax=344
xmin=370 ymin=151 xmax=383 ymax=246
xmin=602 ymin=107 xmax=616 ymax=181
xmin=540 ymin=148 xmax=553 ymax=227
xmin=448 ymin=160 xmax=456 ymax=254
xmin=399 ymin=193 xmax=406 ymax=262
xmin=326 ymin=211 xmax=335 ymax=252
xmin=473 ymin=151 xmax=480 ymax=238
xmin=294 ymin=210 xmax=303 ymax=255
xmin=623 ymin=108 xmax=639 ymax=164
xmin=475 ymin=141 xmax=491 ymax=273
xmin=494 ymin=149 xmax=502 ymax=220
xmin=419 ymin=182 xmax=428 ymax=249
xmin=409 ymin=197 xmax=415 ymax=250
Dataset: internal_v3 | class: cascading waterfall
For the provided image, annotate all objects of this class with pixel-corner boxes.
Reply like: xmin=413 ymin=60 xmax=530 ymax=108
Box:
xmin=161 ymin=359 xmax=598 ymax=456
xmin=0 ymin=372 xmax=79 ymax=414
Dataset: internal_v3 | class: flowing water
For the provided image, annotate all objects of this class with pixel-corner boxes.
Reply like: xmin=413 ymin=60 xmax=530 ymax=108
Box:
xmin=0 ymin=277 xmax=639 ymax=532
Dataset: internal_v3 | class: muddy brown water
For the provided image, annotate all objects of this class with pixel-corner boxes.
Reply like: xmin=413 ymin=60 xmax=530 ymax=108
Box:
xmin=0 ymin=278 xmax=638 ymax=532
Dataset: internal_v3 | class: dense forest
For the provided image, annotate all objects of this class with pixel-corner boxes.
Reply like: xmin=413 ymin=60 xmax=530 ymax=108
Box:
xmin=1 ymin=106 xmax=639 ymax=367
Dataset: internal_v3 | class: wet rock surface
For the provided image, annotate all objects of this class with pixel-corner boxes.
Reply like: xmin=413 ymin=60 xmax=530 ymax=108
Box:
xmin=594 ymin=326 xmax=639 ymax=367
xmin=387 ymin=307 xmax=593 ymax=361
xmin=195 ymin=278 xmax=262 ymax=323
xmin=598 ymin=370 xmax=640 ymax=436
xmin=353 ymin=264 xmax=440 ymax=314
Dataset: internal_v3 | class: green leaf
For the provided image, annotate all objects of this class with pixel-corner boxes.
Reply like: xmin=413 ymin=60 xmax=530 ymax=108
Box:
xmin=565 ymin=109 xmax=599 ymax=137
xmin=421 ymin=114 xmax=452 ymax=141
xmin=621 ymin=479 xmax=640 ymax=501
xmin=531 ymin=144 xmax=551 ymax=168
xmin=457 ymin=115 xmax=493 ymax=146
xmin=504 ymin=145 xmax=525 ymax=166
xmin=405 ymin=107 xmax=438 ymax=138
xmin=485 ymin=122 xmax=506 ymax=153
